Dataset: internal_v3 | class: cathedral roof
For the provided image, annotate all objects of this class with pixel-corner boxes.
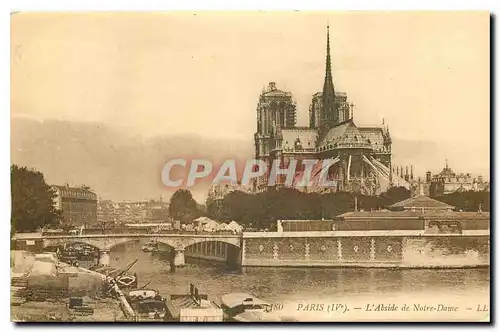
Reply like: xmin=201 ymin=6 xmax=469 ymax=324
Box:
xmin=358 ymin=127 xmax=386 ymax=152
xmin=281 ymin=128 xmax=318 ymax=153
xmin=319 ymin=120 xmax=372 ymax=149
xmin=312 ymin=91 xmax=347 ymax=98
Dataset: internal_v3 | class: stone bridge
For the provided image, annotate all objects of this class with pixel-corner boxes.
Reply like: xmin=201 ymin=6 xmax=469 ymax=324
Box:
xmin=12 ymin=233 xmax=242 ymax=267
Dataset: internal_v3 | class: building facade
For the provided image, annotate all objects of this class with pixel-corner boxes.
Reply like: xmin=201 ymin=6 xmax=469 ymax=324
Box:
xmin=253 ymin=27 xmax=404 ymax=195
xmin=407 ymin=161 xmax=490 ymax=198
xmin=428 ymin=161 xmax=489 ymax=197
xmin=52 ymin=184 xmax=98 ymax=228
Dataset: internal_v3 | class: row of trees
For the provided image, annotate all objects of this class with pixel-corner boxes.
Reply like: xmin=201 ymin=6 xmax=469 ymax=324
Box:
xmin=204 ymin=186 xmax=412 ymax=230
xmin=439 ymin=191 xmax=490 ymax=212
xmin=203 ymin=187 xmax=490 ymax=230
xmin=168 ymin=189 xmax=202 ymax=223
xmin=10 ymin=164 xmax=490 ymax=235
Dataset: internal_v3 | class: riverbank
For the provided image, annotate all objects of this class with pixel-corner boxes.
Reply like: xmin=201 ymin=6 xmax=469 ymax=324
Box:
xmin=11 ymin=297 xmax=126 ymax=322
xmin=10 ymin=250 xmax=129 ymax=322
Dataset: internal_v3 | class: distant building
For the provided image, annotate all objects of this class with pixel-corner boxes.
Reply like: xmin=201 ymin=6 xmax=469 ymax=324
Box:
xmin=98 ymin=199 xmax=169 ymax=225
xmin=409 ymin=161 xmax=489 ymax=197
xmin=52 ymin=184 xmax=97 ymax=228
xmin=97 ymin=199 xmax=117 ymax=226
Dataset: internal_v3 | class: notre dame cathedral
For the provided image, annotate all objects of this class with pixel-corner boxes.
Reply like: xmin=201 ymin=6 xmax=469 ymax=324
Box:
xmin=253 ymin=26 xmax=405 ymax=195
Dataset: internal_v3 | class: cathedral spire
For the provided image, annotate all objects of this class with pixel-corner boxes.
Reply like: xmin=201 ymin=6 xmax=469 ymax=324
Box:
xmin=325 ymin=25 xmax=332 ymax=87
xmin=321 ymin=25 xmax=337 ymax=128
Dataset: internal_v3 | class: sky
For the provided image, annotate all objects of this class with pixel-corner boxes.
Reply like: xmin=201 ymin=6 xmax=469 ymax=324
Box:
xmin=11 ymin=11 xmax=490 ymax=167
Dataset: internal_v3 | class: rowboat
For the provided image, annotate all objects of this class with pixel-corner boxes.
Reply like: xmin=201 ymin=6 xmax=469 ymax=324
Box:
xmin=128 ymin=289 xmax=159 ymax=302
xmin=134 ymin=299 xmax=168 ymax=321
xmin=142 ymin=241 xmax=157 ymax=252
xmin=115 ymin=274 xmax=137 ymax=288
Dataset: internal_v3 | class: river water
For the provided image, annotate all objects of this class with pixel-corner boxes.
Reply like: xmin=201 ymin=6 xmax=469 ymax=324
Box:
xmin=109 ymin=244 xmax=490 ymax=322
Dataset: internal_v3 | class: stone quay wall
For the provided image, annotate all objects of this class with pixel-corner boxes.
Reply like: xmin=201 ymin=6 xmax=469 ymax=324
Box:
xmin=241 ymin=231 xmax=489 ymax=268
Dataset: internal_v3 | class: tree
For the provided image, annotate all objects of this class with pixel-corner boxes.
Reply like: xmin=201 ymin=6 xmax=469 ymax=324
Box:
xmin=11 ymin=165 xmax=62 ymax=233
xmin=439 ymin=191 xmax=490 ymax=211
xmin=380 ymin=186 xmax=411 ymax=205
xmin=168 ymin=189 xmax=201 ymax=223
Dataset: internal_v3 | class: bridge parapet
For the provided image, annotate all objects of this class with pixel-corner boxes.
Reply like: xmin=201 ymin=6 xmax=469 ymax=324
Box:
xmin=13 ymin=233 xmax=242 ymax=251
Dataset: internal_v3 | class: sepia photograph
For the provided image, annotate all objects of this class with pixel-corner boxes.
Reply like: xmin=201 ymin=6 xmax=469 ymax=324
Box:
xmin=9 ymin=11 xmax=490 ymax=322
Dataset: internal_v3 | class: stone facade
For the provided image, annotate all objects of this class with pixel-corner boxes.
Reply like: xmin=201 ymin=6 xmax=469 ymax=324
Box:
xmin=52 ymin=184 xmax=97 ymax=228
xmin=409 ymin=162 xmax=490 ymax=198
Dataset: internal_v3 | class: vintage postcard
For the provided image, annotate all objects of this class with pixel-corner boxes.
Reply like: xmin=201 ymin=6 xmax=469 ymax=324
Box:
xmin=10 ymin=12 xmax=490 ymax=322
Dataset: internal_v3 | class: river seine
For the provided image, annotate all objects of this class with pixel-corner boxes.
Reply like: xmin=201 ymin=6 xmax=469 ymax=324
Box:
xmin=109 ymin=244 xmax=490 ymax=322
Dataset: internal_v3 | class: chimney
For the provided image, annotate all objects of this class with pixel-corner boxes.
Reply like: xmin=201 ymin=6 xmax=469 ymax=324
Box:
xmin=410 ymin=165 xmax=414 ymax=180
xmin=426 ymin=171 xmax=432 ymax=183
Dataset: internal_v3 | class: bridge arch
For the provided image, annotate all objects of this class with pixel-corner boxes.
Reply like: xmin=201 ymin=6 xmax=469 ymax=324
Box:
xmin=107 ymin=238 xmax=142 ymax=252
xmin=183 ymin=239 xmax=241 ymax=265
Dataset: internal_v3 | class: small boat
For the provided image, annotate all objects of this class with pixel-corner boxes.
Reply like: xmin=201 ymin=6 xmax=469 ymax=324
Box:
xmin=134 ymin=299 xmax=168 ymax=321
xmin=142 ymin=242 xmax=157 ymax=252
xmin=220 ymin=293 xmax=278 ymax=322
xmin=116 ymin=274 xmax=138 ymax=289
xmin=128 ymin=289 xmax=160 ymax=302
xmin=163 ymin=284 xmax=223 ymax=322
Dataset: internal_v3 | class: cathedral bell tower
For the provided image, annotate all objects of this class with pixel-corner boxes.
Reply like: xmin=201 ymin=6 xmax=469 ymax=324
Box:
xmin=253 ymin=82 xmax=297 ymax=190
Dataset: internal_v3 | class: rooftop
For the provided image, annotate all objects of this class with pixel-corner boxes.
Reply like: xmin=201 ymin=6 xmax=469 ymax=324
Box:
xmin=53 ymin=185 xmax=96 ymax=195
xmin=337 ymin=209 xmax=490 ymax=220
xmin=388 ymin=195 xmax=455 ymax=210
